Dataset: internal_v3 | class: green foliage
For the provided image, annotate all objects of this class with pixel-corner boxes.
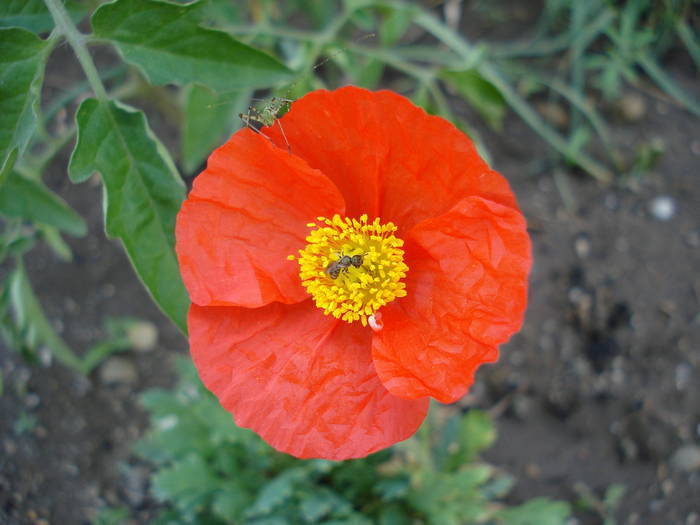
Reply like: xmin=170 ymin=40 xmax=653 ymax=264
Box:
xmin=181 ymin=84 xmax=250 ymax=175
xmin=440 ymin=69 xmax=506 ymax=130
xmin=70 ymin=98 xmax=189 ymax=333
xmin=0 ymin=171 xmax=86 ymax=236
xmin=93 ymin=507 xmax=130 ymax=525
xmin=91 ymin=0 xmax=292 ymax=91
xmin=13 ymin=410 xmax=38 ymax=435
xmin=135 ymin=359 xmax=571 ymax=525
xmin=574 ymin=482 xmax=626 ymax=525
xmin=0 ymin=0 xmax=84 ymax=33
xmin=0 ymin=27 xmax=49 ymax=181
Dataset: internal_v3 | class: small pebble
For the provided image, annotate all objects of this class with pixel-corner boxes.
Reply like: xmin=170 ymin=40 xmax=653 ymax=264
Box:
xmin=24 ymin=393 xmax=40 ymax=409
xmin=619 ymin=92 xmax=646 ymax=121
xmin=512 ymin=395 xmax=534 ymax=420
xmin=538 ymin=102 xmax=568 ymax=128
xmin=670 ymin=445 xmax=700 ymax=472
xmin=99 ymin=357 xmax=138 ymax=385
xmin=574 ymin=234 xmax=591 ymax=258
xmin=64 ymin=297 xmax=79 ymax=313
xmin=127 ymin=321 xmax=158 ymax=352
xmin=605 ymin=193 xmax=619 ymax=210
xmin=3 ymin=439 xmax=17 ymax=455
xmin=525 ymin=463 xmax=541 ymax=479
xmin=649 ymin=499 xmax=664 ymax=513
xmin=102 ymin=283 xmax=116 ymax=298
xmin=38 ymin=346 xmax=53 ymax=367
xmin=675 ymin=363 xmax=692 ymax=391
xmin=649 ymin=196 xmax=676 ymax=221
xmin=661 ymin=478 xmax=674 ymax=495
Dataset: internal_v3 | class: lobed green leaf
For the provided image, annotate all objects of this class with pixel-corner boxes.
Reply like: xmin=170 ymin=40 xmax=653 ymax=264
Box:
xmin=0 ymin=27 xmax=49 ymax=180
xmin=69 ymin=98 xmax=189 ymax=333
xmin=152 ymin=454 xmax=220 ymax=513
xmin=92 ymin=0 xmax=292 ymax=92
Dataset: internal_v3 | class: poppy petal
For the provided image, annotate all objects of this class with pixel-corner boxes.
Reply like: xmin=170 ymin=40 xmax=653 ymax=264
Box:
xmin=188 ymin=300 xmax=429 ymax=460
xmin=175 ymin=129 xmax=345 ymax=307
xmin=372 ymin=196 xmax=531 ymax=403
xmin=265 ymin=86 xmax=516 ymax=231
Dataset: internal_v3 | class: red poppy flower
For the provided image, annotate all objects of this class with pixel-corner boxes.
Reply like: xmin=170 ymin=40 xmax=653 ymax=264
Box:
xmin=175 ymin=86 xmax=531 ymax=460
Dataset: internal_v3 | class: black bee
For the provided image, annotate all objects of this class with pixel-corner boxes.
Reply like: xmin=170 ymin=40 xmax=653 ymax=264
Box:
xmin=325 ymin=254 xmax=365 ymax=279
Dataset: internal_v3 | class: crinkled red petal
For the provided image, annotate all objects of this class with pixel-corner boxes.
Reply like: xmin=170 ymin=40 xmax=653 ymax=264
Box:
xmin=372 ymin=196 xmax=532 ymax=403
xmin=265 ymin=86 xmax=516 ymax=231
xmin=175 ymin=129 xmax=344 ymax=307
xmin=188 ymin=300 xmax=429 ymax=460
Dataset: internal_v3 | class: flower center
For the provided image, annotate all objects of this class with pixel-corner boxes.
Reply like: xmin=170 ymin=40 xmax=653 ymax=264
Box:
xmin=289 ymin=214 xmax=408 ymax=326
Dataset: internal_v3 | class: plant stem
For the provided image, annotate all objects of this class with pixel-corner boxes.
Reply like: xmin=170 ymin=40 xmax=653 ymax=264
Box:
xmin=44 ymin=0 xmax=108 ymax=101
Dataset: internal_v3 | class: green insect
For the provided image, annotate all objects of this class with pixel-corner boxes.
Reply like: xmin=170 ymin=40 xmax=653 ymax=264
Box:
xmin=239 ymin=97 xmax=292 ymax=152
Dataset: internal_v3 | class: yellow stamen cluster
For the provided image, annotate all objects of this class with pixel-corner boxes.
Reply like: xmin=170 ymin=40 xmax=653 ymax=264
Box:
xmin=288 ymin=214 xmax=408 ymax=325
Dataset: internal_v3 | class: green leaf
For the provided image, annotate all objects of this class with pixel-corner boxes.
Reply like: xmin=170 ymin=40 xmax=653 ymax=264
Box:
xmin=211 ymin=482 xmax=250 ymax=522
xmin=0 ymin=171 xmax=86 ymax=236
xmin=379 ymin=8 xmax=412 ymax=46
xmin=374 ymin=477 xmax=410 ymax=501
xmin=92 ymin=0 xmax=292 ymax=91
xmin=638 ymin=52 xmax=700 ymax=117
xmin=69 ymin=98 xmax=189 ymax=333
xmin=152 ymin=454 xmax=220 ymax=512
xmin=0 ymin=224 xmax=36 ymax=264
xmin=93 ymin=507 xmax=130 ymax=525
xmin=354 ymin=59 xmax=385 ymax=90
xmin=37 ymin=224 xmax=74 ymax=262
xmin=8 ymin=261 xmax=83 ymax=371
xmin=247 ymin=469 xmax=306 ymax=518
xmin=444 ymin=409 xmax=496 ymax=470
xmin=0 ymin=148 xmax=17 ymax=190
xmin=409 ymin=467 xmax=491 ymax=524
xmin=190 ymin=0 xmax=243 ymax=28
xmin=0 ymin=0 xmax=85 ymax=33
xmin=181 ymin=84 xmax=249 ymax=174
xmin=378 ymin=505 xmax=411 ymax=525
xmin=440 ymin=68 xmax=506 ymax=129
xmin=496 ymin=498 xmax=571 ymax=525
xmin=79 ymin=338 xmax=131 ymax=376
xmin=299 ymin=490 xmax=342 ymax=522
xmin=0 ymin=27 xmax=49 ymax=178
xmin=603 ymin=483 xmax=626 ymax=508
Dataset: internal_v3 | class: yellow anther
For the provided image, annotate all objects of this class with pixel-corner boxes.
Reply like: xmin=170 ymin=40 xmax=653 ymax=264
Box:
xmin=289 ymin=214 xmax=409 ymax=325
